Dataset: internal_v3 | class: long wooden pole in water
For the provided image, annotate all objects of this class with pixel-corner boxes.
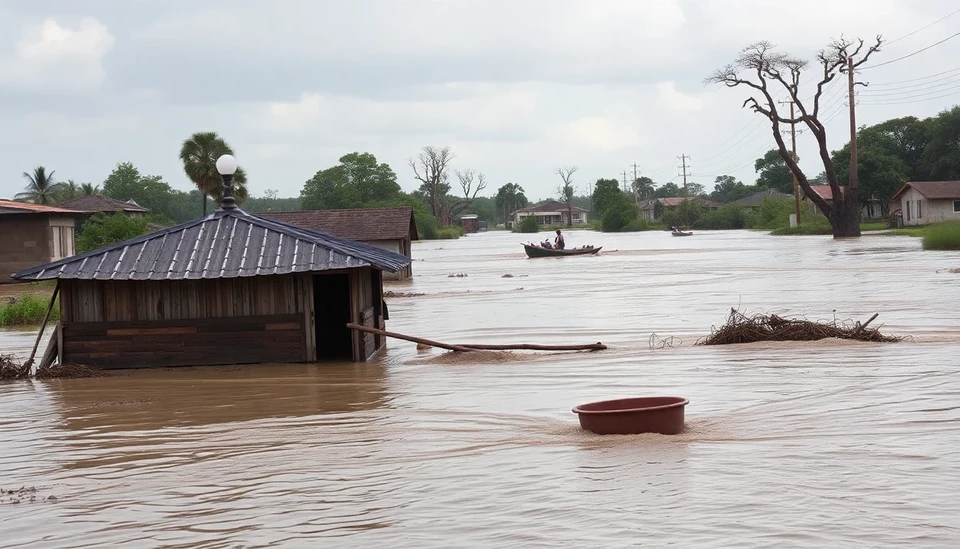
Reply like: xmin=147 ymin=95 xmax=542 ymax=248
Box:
xmin=23 ymin=281 xmax=59 ymax=368
xmin=346 ymin=323 xmax=607 ymax=353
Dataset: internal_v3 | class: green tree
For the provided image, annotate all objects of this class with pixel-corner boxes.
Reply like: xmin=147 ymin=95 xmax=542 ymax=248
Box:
xmin=59 ymin=180 xmax=81 ymax=202
xmin=102 ymin=162 xmax=197 ymax=224
xmin=80 ymin=182 xmax=101 ymax=196
xmin=685 ymin=182 xmax=706 ymax=197
xmin=369 ymin=192 xmax=442 ymax=239
xmin=654 ymin=182 xmax=681 ymax=198
xmin=922 ymin=106 xmax=960 ymax=180
xmin=179 ymin=132 xmax=248 ymax=216
xmin=632 ymin=176 xmax=656 ymax=200
xmin=754 ymin=149 xmax=795 ymax=193
xmin=832 ymin=145 xmax=909 ymax=214
xmin=76 ymin=212 xmax=151 ymax=253
xmin=15 ymin=166 xmax=60 ymax=204
xmin=710 ymin=175 xmax=758 ymax=203
xmin=591 ymin=178 xmax=624 ymax=221
xmin=302 ymin=152 xmax=401 ymax=210
xmin=495 ymin=182 xmax=529 ymax=226
xmin=600 ymin=193 xmax=640 ymax=232
xmin=516 ymin=214 xmax=539 ymax=233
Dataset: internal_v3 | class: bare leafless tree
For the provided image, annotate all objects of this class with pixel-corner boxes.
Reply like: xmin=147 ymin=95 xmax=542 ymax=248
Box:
xmin=409 ymin=146 xmax=455 ymax=219
xmin=705 ymin=36 xmax=882 ymax=237
xmin=443 ymin=169 xmax=488 ymax=224
xmin=556 ymin=166 xmax=578 ymax=227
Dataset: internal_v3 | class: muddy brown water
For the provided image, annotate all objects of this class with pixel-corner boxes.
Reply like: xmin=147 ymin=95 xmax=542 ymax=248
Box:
xmin=2 ymin=230 xmax=960 ymax=547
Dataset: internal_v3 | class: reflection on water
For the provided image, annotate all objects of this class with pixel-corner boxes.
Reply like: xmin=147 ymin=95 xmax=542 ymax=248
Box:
xmin=2 ymin=230 xmax=960 ymax=547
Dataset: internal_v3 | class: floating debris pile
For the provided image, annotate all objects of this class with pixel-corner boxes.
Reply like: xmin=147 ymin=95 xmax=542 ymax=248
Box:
xmin=698 ymin=308 xmax=905 ymax=345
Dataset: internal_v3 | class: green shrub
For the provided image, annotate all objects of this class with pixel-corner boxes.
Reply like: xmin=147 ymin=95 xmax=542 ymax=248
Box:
xmin=515 ymin=215 xmax=540 ymax=233
xmin=922 ymin=221 xmax=960 ymax=250
xmin=694 ymin=204 xmax=747 ymax=230
xmin=600 ymin=198 xmax=640 ymax=232
xmin=744 ymin=198 xmax=820 ymax=230
xmin=0 ymin=293 xmax=59 ymax=326
xmin=76 ymin=213 xmax=151 ymax=253
xmin=435 ymin=226 xmax=464 ymax=239
xmin=770 ymin=221 xmax=833 ymax=235
xmin=623 ymin=218 xmax=652 ymax=232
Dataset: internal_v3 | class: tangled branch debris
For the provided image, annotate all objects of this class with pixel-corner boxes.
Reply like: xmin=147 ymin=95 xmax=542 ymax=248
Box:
xmin=0 ymin=355 xmax=30 ymax=380
xmin=697 ymin=308 xmax=905 ymax=345
xmin=35 ymin=362 xmax=111 ymax=379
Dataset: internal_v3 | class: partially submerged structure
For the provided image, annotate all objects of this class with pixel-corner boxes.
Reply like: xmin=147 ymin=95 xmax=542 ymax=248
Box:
xmin=261 ymin=207 xmax=417 ymax=280
xmin=12 ymin=205 xmax=412 ymax=369
xmin=1 ymin=199 xmax=84 ymax=283
xmin=510 ymin=200 xmax=589 ymax=227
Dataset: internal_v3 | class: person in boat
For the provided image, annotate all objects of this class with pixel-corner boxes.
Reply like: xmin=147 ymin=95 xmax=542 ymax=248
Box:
xmin=540 ymin=239 xmax=552 ymax=249
xmin=554 ymin=229 xmax=565 ymax=250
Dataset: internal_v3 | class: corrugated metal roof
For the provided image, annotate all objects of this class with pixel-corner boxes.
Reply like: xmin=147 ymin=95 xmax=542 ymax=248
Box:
xmin=260 ymin=206 xmax=418 ymax=241
xmin=61 ymin=195 xmax=150 ymax=213
xmin=0 ymin=199 xmax=84 ymax=214
xmin=11 ymin=209 xmax=412 ymax=281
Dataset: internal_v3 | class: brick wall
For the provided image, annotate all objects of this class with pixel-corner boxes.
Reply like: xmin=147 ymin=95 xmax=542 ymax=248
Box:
xmin=0 ymin=214 xmax=56 ymax=283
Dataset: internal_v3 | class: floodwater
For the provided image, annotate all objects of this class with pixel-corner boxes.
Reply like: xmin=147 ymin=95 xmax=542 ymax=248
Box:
xmin=2 ymin=229 xmax=960 ymax=548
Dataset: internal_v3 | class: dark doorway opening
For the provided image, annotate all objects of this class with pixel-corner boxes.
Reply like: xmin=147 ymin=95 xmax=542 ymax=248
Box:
xmin=314 ymin=274 xmax=352 ymax=360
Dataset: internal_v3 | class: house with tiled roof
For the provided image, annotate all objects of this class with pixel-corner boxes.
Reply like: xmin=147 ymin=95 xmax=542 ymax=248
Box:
xmin=61 ymin=195 xmax=150 ymax=215
xmin=260 ymin=207 xmax=418 ymax=280
xmin=0 ymin=199 xmax=85 ymax=283
xmin=509 ymin=200 xmax=589 ymax=228
xmin=638 ymin=196 xmax=719 ymax=222
xmin=891 ymin=181 xmax=960 ymax=226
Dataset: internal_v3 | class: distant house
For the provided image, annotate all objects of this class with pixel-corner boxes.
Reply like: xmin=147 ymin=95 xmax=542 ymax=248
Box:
xmin=11 ymin=206 xmax=412 ymax=369
xmin=733 ymin=190 xmax=795 ymax=210
xmin=802 ymin=185 xmax=894 ymax=220
xmin=511 ymin=200 xmax=588 ymax=227
xmin=460 ymin=214 xmax=479 ymax=234
xmin=638 ymin=197 xmax=720 ymax=222
xmin=0 ymin=199 xmax=84 ymax=283
xmin=61 ymin=195 xmax=149 ymax=216
xmin=891 ymin=181 xmax=960 ymax=226
xmin=260 ymin=207 xmax=418 ymax=281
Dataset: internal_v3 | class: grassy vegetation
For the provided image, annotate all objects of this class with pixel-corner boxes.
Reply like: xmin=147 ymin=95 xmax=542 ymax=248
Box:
xmin=922 ymin=221 xmax=960 ymax=250
xmin=435 ymin=226 xmax=465 ymax=239
xmin=770 ymin=222 xmax=833 ymax=235
xmin=0 ymin=293 xmax=58 ymax=327
xmin=859 ymin=221 xmax=889 ymax=232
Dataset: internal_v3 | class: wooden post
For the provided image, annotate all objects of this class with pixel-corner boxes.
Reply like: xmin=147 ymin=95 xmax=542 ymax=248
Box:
xmin=23 ymin=281 xmax=59 ymax=368
xmin=790 ymin=100 xmax=801 ymax=226
xmin=848 ymin=57 xmax=858 ymax=194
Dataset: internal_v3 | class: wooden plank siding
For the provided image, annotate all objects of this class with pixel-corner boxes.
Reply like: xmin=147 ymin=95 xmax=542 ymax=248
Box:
xmin=62 ymin=315 xmax=304 ymax=369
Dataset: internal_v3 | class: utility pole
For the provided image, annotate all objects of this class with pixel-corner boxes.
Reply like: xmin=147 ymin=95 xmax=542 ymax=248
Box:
xmin=630 ymin=162 xmax=641 ymax=203
xmin=779 ymin=99 xmax=802 ymax=226
xmin=677 ymin=155 xmax=691 ymax=197
xmin=847 ymin=57 xmax=858 ymax=195
xmin=621 ymin=171 xmax=630 ymax=193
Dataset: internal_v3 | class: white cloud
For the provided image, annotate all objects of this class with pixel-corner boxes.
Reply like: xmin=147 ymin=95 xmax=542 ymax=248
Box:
xmin=658 ymin=81 xmax=705 ymax=112
xmin=548 ymin=116 xmax=644 ymax=150
xmin=0 ymin=18 xmax=114 ymax=93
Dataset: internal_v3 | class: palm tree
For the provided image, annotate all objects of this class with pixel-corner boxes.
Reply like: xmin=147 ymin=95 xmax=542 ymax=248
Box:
xmin=15 ymin=167 xmax=59 ymax=204
xmin=80 ymin=182 xmax=101 ymax=196
xmin=179 ymin=131 xmax=236 ymax=216
xmin=59 ymin=180 xmax=82 ymax=202
xmin=210 ymin=166 xmax=249 ymax=207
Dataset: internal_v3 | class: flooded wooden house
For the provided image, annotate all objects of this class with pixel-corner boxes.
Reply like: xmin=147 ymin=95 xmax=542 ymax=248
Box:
xmin=11 ymin=206 xmax=412 ymax=370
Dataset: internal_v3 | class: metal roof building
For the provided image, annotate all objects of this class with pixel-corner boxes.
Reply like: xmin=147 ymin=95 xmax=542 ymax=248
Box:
xmin=12 ymin=208 xmax=412 ymax=369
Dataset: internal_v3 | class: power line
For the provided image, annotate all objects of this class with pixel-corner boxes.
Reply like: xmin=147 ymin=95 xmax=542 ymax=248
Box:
xmin=885 ymin=7 xmax=960 ymax=46
xmin=866 ymin=65 xmax=960 ymax=87
xmin=861 ymin=31 xmax=960 ymax=71
xmin=859 ymin=87 xmax=960 ymax=106
xmin=860 ymin=77 xmax=960 ymax=98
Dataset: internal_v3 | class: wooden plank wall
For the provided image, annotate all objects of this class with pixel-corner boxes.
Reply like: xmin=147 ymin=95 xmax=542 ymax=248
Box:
xmin=62 ymin=315 xmax=304 ymax=369
xmin=63 ymin=275 xmax=305 ymax=323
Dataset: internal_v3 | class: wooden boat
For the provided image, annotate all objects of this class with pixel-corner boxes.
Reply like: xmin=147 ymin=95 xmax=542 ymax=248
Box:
xmin=671 ymin=230 xmax=693 ymax=237
xmin=523 ymin=244 xmax=602 ymax=258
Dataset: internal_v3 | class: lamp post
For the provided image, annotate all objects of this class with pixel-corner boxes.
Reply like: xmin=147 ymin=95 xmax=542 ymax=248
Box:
xmin=216 ymin=154 xmax=238 ymax=211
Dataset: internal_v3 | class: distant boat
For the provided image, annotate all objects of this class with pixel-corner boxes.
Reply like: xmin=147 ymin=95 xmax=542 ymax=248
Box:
xmin=671 ymin=230 xmax=694 ymax=237
xmin=523 ymin=244 xmax=602 ymax=258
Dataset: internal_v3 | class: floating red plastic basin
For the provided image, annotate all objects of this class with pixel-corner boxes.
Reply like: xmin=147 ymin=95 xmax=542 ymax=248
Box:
xmin=572 ymin=396 xmax=688 ymax=435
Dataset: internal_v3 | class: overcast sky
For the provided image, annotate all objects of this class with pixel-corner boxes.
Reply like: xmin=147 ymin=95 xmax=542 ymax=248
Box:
xmin=2 ymin=0 xmax=960 ymax=203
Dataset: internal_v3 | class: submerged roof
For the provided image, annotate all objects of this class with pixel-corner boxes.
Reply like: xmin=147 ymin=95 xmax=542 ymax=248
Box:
xmin=11 ymin=209 xmax=412 ymax=281
xmin=0 ymin=199 xmax=83 ymax=215
xmin=61 ymin=195 xmax=150 ymax=213
xmin=260 ymin=206 xmax=418 ymax=241
xmin=892 ymin=181 xmax=960 ymax=201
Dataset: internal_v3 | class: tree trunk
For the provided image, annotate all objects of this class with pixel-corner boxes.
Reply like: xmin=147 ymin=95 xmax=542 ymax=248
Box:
xmin=201 ymin=192 xmax=207 ymax=216
xmin=567 ymin=202 xmax=573 ymax=227
xmin=830 ymin=196 xmax=861 ymax=237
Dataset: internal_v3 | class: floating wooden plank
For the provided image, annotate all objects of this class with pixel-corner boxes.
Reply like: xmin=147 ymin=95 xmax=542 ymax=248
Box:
xmin=346 ymin=323 xmax=607 ymax=353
